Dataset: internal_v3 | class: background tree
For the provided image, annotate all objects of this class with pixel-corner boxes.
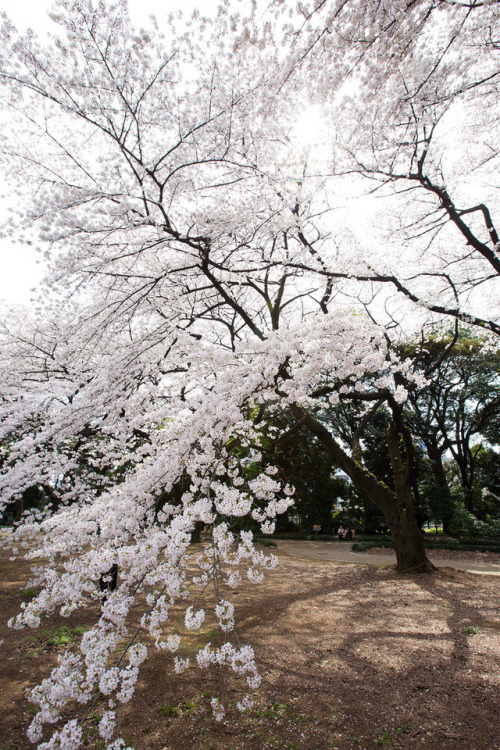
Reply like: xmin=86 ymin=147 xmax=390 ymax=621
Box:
xmin=403 ymin=327 xmax=500 ymax=526
xmin=473 ymin=448 xmax=500 ymax=521
xmin=254 ymin=413 xmax=353 ymax=535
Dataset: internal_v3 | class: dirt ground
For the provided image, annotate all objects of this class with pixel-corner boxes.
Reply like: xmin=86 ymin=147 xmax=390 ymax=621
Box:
xmin=361 ymin=546 xmax=500 ymax=564
xmin=1 ymin=546 xmax=499 ymax=750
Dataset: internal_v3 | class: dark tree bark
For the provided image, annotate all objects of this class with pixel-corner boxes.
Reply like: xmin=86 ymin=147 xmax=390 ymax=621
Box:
xmin=14 ymin=496 xmax=23 ymax=523
xmin=424 ymin=439 xmax=455 ymax=534
xmin=385 ymin=422 xmax=434 ymax=573
xmin=190 ymin=521 xmax=204 ymax=544
xmin=41 ymin=484 xmax=61 ymax=512
xmin=99 ymin=564 xmax=118 ymax=602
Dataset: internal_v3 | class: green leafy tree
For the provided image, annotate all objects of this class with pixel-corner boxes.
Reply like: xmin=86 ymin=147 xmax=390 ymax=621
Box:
xmin=404 ymin=328 xmax=500 ymax=527
xmin=269 ymin=426 xmax=350 ymax=534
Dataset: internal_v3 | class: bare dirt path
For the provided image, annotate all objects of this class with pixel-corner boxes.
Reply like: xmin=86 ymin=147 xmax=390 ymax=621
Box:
xmin=275 ymin=540 xmax=500 ymax=576
xmin=1 ymin=547 xmax=499 ymax=750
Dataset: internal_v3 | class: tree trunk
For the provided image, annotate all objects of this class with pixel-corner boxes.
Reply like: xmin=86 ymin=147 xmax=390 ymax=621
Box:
xmin=42 ymin=484 xmax=61 ymax=513
xmin=190 ymin=520 xmax=204 ymax=544
xmin=452 ymin=447 xmax=475 ymax=513
xmin=386 ymin=421 xmax=434 ymax=573
xmin=384 ymin=482 xmax=433 ymax=571
xmin=425 ymin=441 xmax=454 ymax=534
xmin=14 ymin=496 xmax=24 ymax=523
xmin=463 ymin=485 xmax=475 ymax=514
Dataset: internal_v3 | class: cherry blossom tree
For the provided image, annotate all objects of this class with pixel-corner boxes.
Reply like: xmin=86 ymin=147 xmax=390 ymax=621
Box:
xmin=279 ymin=0 xmax=500 ymax=333
xmin=0 ymin=1 xmax=498 ymax=747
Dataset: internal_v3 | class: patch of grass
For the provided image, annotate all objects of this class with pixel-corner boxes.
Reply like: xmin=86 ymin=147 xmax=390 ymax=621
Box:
xmin=47 ymin=626 xmax=72 ymax=648
xmin=24 ymin=625 xmax=86 ymax=655
xmin=275 ymin=702 xmax=293 ymax=717
xmin=464 ymin=624 xmax=479 ymax=636
xmin=396 ymin=724 xmax=411 ymax=735
xmin=184 ymin=700 xmax=196 ymax=710
xmin=200 ymin=628 xmax=218 ymax=638
xmin=157 ymin=703 xmax=178 ymax=717
xmin=376 ymin=730 xmax=403 ymax=749
xmin=19 ymin=588 xmax=36 ymax=599
xmin=294 ymin=713 xmax=312 ymax=724
xmin=266 ymin=738 xmax=300 ymax=750
xmin=254 ymin=701 xmax=294 ymax=721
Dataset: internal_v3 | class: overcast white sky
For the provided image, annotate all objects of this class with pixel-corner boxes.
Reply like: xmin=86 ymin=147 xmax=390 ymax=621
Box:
xmin=0 ymin=0 xmax=222 ymax=305
xmin=0 ymin=0 xmax=213 ymax=34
